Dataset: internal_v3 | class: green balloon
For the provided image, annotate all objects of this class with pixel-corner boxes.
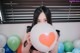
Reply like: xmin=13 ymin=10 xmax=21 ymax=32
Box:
xmin=7 ymin=35 xmax=20 ymax=51
xmin=64 ymin=41 xmax=74 ymax=52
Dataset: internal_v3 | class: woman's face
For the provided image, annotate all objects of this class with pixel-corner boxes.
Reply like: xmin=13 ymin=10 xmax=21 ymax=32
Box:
xmin=37 ymin=12 xmax=47 ymax=23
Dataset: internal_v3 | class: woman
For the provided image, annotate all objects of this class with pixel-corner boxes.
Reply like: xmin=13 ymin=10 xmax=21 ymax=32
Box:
xmin=22 ymin=6 xmax=60 ymax=53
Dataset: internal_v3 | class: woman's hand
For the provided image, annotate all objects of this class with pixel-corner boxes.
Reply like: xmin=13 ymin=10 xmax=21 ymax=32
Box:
xmin=26 ymin=32 xmax=32 ymax=46
xmin=22 ymin=32 xmax=32 ymax=53
xmin=23 ymin=32 xmax=32 ymax=47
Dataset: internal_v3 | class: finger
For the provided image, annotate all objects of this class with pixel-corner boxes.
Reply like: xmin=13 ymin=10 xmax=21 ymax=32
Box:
xmin=26 ymin=37 xmax=29 ymax=43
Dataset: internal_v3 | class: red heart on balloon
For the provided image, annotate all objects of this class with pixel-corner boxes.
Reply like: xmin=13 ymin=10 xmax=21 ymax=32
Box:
xmin=39 ymin=32 xmax=56 ymax=48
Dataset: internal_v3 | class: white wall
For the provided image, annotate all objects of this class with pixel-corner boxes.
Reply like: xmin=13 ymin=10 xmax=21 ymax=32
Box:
xmin=53 ymin=22 xmax=80 ymax=42
xmin=0 ymin=22 xmax=80 ymax=42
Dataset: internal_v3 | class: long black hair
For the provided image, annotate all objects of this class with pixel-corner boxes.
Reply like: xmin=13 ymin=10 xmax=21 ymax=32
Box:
xmin=32 ymin=6 xmax=52 ymax=25
xmin=28 ymin=6 xmax=52 ymax=32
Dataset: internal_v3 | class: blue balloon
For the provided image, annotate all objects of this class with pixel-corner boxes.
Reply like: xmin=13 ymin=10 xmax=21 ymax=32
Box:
xmin=4 ymin=44 xmax=13 ymax=53
xmin=58 ymin=42 xmax=64 ymax=53
xmin=72 ymin=48 xmax=80 ymax=53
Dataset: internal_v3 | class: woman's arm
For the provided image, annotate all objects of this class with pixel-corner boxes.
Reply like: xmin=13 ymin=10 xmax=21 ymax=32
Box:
xmin=22 ymin=32 xmax=32 ymax=53
xmin=22 ymin=43 xmax=31 ymax=53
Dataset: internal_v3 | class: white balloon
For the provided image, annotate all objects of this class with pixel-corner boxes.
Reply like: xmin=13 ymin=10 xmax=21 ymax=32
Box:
xmin=0 ymin=48 xmax=5 ymax=53
xmin=0 ymin=34 xmax=7 ymax=48
xmin=30 ymin=23 xmax=58 ymax=52
xmin=73 ymin=39 xmax=80 ymax=48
